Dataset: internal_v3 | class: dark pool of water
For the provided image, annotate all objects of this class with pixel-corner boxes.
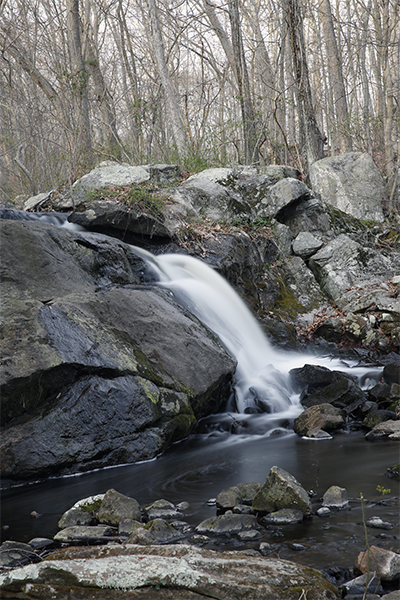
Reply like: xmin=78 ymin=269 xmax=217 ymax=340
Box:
xmin=1 ymin=425 xmax=399 ymax=571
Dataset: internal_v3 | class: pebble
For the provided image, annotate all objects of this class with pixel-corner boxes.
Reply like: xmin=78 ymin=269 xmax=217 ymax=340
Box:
xmin=366 ymin=516 xmax=393 ymax=530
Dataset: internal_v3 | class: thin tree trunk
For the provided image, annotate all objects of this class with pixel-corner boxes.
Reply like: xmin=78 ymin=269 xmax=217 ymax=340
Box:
xmin=66 ymin=0 xmax=93 ymax=163
xmin=146 ymin=0 xmax=187 ymax=157
xmin=318 ymin=0 xmax=352 ymax=152
xmin=284 ymin=0 xmax=324 ymax=176
xmin=228 ymin=0 xmax=259 ymax=164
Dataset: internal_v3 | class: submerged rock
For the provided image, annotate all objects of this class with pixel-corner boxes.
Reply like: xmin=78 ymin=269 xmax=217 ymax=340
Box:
xmin=262 ymin=508 xmax=304 ymax=525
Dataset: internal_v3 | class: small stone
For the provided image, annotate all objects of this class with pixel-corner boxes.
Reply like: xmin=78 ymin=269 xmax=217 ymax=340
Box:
xmin=317 ymin=507 xmax=331 ymax=517
xmin=303 ymin=428 xmax=332 ymax=439
xmin=126 ymin=527 xmax=156 ymax=545
xmin=322 ymin=485 xmax=349 ymax=510
xmin=216 ymin=486 xmax=242 ymax=510
xmin=207 ymin=498 xmax=216 ymax=506
xmin=28 ymin=538 xmax=54 ymax=550
xmin=259 ymin=542 xmax=272 ymax=556
xmin=176 ymin=501 xmax=189 ymax=511
xmin=144 ymin=518 xmax=181 ymax=543
xmin=237 ymin=529 xmax=261 ymax=541
xmin=262 ymin=509 xmax=304 ymax=525
xmin=145 ymin=499 xmax=181 ymax=520
xmin=118 ymin=519 xmax=142 ymax=536
xmin=366 ymin=516 xmax=393 ymax=530
xmin=30 ymin=511 xmax=40 ymax=518
xmin=291 ymin=543 xmax=306 ymax=551
xmin=232 ymin=504 xmax=253 ymax=514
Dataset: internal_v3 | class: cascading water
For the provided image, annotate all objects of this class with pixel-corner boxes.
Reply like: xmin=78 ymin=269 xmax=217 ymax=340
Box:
xmin=130 ymin=246 xmax=381 ymax=420
xmin=2 ymin=208 xmax=381 ymax=420
xmin=133 ymin=247 xmax=295 ymax=414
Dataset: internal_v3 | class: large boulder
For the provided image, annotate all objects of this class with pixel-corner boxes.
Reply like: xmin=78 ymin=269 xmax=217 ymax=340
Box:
xmin=71 ymin=163 xmax=150 ymax=207
xmin=174 ymin=165 xmax=301 ymax=222
xmin=0 ymin=220 xmax=236 ymax=482
xmin=252 ymin=466 xmax=311 ymax=514
xmin=308 ymin=234 xmax=398 ymax=301
xmin=309 ymin=152 xmax=386 ymax=222
xmin=293 ymin=404 xmax=345 ymax=437
xmin=0 ymin=544 xmax=339 ymax=599
xmin=355 ymin=546 xmax=400 ymax=582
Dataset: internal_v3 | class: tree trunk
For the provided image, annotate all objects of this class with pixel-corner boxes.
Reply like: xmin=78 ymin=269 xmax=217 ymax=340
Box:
xmin=284 ymin=0 xmax=324 ymax=175
xmin=66 ymin=0 xmax=93 ymax=164
xmin=146 ymin=0 xmax=187 ymax=157
xmin=228 ymin=0 xmax=259 ymax=164
xmin=318 ymin=0 xmax=352 ymax=153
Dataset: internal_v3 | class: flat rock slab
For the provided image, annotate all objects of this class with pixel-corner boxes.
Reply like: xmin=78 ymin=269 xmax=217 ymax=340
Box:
xmin=0 ymin=544 xmax=339 ymax=599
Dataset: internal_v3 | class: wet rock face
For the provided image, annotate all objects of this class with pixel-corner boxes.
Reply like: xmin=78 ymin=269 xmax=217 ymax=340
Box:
xmin=293 ymin=404 xmax=345 ymax=437
xmin=0 ymin=220 xmax=236 ymax=482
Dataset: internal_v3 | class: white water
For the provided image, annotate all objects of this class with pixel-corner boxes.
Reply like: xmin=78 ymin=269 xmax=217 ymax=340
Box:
xmin=131 ymin=247 xmax=381 ymax=416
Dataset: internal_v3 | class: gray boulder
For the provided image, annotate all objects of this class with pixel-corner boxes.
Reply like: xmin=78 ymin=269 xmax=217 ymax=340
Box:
xmin=322 ymin=486 xmax=349 ymax=510
xmin=195 ymin=512 xmax=259 ymax=535
xmin=58 ymin=507 xmax=95 ymax=530
xmin=365 ymin=420 xmax=400 ymax=440
xmin=309 ymin=152 xmax=385 ymax=222
xmin=0 ymin=544 xmax=340 ymax=599
xmin=0 ymin=220 xmax=236 ymax=481
xmin=252 ymin=466 xmax=311 ymax=514
xmin=293 ymin=404 xmax=345 ymax=437
xmin=98 ymin=489 xmax=141 ymax=525
xmin=71 ymin=163 xmax=150 ymax=207
xmin=355 ymin=545 xmax=400 ymax=582
xmin=308 ymin=234 xmax=397 ymax=301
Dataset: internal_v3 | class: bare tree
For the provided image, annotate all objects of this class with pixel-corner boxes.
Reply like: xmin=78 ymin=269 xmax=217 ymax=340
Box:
xmin=145 ymin=0 xmax=187 ymax=156
xmin=284 ymin=0 xmax=324 ymax=175
xmin=66 ymin=0 xmax=93 ymax=163
xmin=318 ymin=0 xmax=352 ymax=153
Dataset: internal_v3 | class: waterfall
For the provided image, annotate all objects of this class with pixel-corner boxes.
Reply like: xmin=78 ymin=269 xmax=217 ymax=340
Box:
xmin=132 ymin=247 xmax=303 ymax=414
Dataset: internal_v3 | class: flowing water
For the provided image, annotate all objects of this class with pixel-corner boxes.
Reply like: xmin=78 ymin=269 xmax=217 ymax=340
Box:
xmin=1 ymin=212 xmax=399 ymax=571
